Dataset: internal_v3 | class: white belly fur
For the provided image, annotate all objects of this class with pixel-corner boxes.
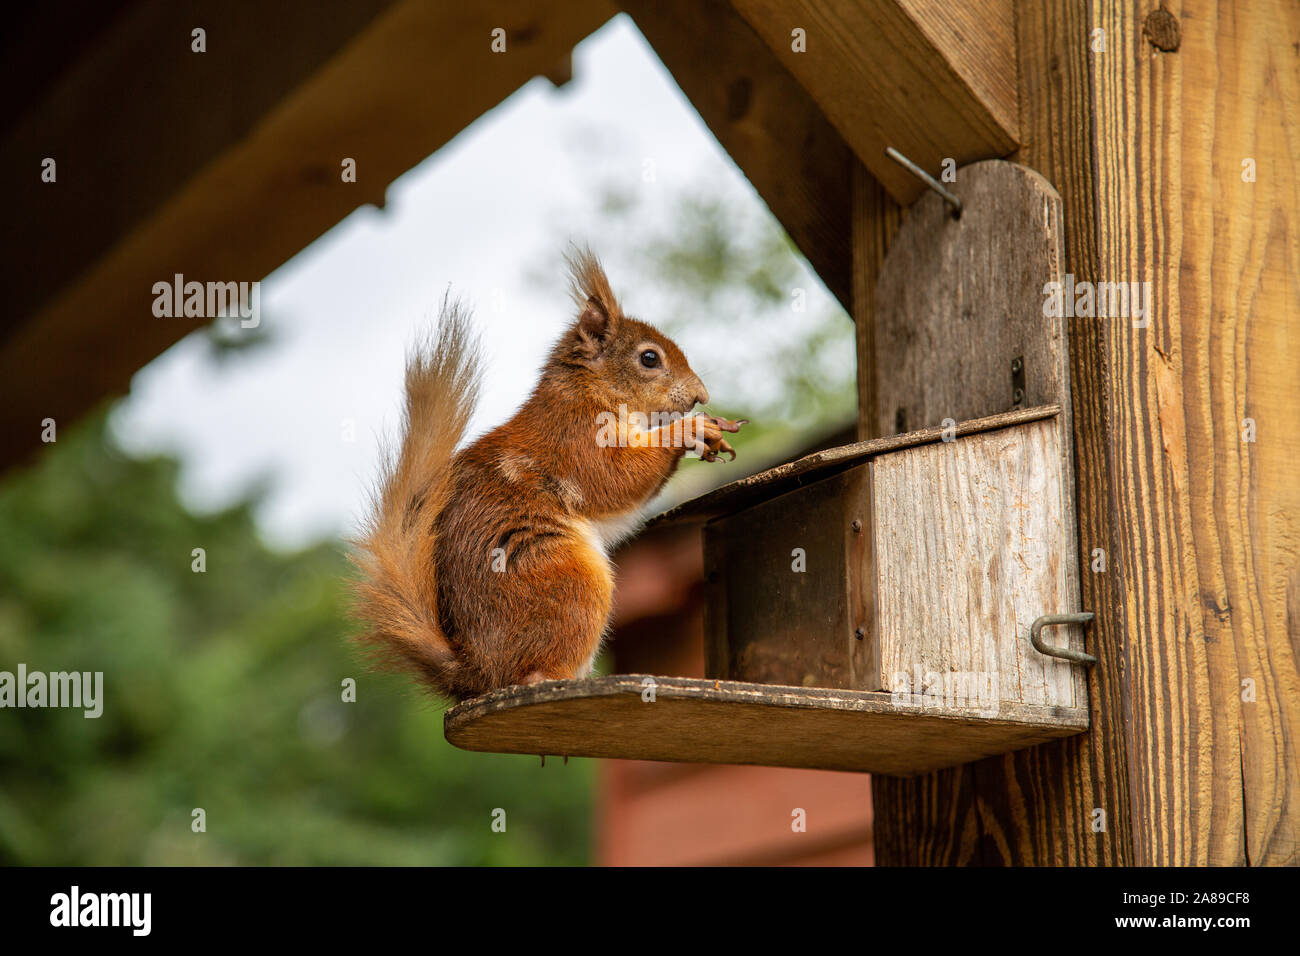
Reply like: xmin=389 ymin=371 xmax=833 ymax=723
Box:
xmin=580 ymin=511 xmax=645 ymax=554
xmin=568 ymin=512 xmax=641 ymax=676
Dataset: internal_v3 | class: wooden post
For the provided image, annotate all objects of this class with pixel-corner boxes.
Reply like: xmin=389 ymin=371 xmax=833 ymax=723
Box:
xmin=870 ymin=0 xmax=1300 ymax=866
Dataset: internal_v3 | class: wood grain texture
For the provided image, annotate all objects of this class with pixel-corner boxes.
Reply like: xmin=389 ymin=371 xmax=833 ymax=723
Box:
xmin=996 ymin=0 xmax=1134 ymax=870
xmin=445 ymin=675 xmax=1087 ymax=776
xmin=699 ymin=413 xmax=1083 ymax=711
xmin=0 ymin=0 xmax=399 ymax=329
xmin=875 ymin=160 xmax=1070 ymax=437
xmin=873 ymin=417 xmax=1087 ymax=710
xmin=728 ymin=0 xmax=1019 ymax=203
xmin=704 ymin=466 xmax=875 ymax=689
xmin=852 ymin=164 xmax=903 ymax=441
xmin=873 ymin=1 xmax=1132 ymax=864
xmin=875 ymin=0 xmax=1300 ymax=868
xmin=650 ymin=404 xmax=1060 ymax=527
xmin=895 ymin=0 xmax=1019 ymax=141
xmin=619 ymin=0 xmax=853 ymax=310
xmin=1089 ymin=0 xmax=1300 ymax=867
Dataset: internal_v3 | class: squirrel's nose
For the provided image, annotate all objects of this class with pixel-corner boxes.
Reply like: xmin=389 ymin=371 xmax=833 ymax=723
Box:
xmin=690 ymin=377 xmax=709 ymax=408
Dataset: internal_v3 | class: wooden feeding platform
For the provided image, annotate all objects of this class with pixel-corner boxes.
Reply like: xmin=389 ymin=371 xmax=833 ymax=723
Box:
xmin=444 ymin=674 xmax=1088 ymax=777
xmin=446 ymin=162 xmax=1096 ymax=777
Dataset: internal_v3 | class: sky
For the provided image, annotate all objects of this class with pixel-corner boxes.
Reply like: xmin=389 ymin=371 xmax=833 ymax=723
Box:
xmin=110 ymin=15 xmax=844 ymax=550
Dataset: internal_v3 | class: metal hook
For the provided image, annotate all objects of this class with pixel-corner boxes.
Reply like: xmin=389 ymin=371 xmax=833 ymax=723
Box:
xmin=1029 ymin=612 xmax=1096 ymax=665
xmin=885 ymin=147 xmax=962 ymax=218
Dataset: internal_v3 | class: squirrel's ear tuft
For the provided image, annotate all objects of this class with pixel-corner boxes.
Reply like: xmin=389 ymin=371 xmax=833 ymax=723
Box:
xmin=565 ymin=246 xmax=621 ymax=358
xmin=566 ymin=248 xmax=621 ymax=320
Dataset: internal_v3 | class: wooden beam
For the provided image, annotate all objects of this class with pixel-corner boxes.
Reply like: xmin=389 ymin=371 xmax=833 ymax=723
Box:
xmin=618 ymin=0 xmax=853 ymax=310
xmin=0 ymin=0 xmax=614 ymax=473
xmin=0 ymin=1 xmax=135 ymax=140
xmin=1 ymin=0 xmax=402 ymax=335
xmin=728 ymin=0 xmax=1019 ymax=204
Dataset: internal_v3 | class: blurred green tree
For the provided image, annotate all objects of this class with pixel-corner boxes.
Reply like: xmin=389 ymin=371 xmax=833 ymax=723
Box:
xmin=0 ymin=409 xmax=592 ymax=865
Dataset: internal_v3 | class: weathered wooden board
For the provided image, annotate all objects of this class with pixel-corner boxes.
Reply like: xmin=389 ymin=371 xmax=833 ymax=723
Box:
xmin=874 ymin=159 xmax=1069 ymax=438
xmin=704 ymin=465 xmax=877 ymax=690
xmin=852 ymin=163 xmax=903 ymax=440
xmin=650 ymin=404 xmax=1059 ymax=528
xmin=868 ymin=159 xmax=1081 ymax=711
xmin=444 ymin=675 xmax=1088 ymax=776
xmin=863 ymin=156 xmax=1100 ymax=864
xmin=872 ymin=415 xmax=1086 ymax=709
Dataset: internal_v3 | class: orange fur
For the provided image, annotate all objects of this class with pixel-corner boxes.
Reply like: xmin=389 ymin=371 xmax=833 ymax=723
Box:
xmin=351 ymin=250 xmax=731 ymax=700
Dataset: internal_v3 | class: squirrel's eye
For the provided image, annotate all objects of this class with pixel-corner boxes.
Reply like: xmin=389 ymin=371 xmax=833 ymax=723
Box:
xmin=639 ymin=349 xmax=661 ymax=369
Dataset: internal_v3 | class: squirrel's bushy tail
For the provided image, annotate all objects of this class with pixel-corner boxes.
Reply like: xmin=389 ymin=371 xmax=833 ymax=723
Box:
xmin=350 ymin=298 xmax=480 ymax=697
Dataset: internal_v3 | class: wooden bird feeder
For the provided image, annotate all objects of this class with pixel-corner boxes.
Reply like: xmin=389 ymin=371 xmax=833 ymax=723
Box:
xmin=446 ymin=161 xmax=1095 ymax=775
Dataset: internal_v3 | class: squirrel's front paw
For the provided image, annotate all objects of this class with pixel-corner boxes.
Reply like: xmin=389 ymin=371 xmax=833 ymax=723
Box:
xmin=688 ymin=414 xmax=746 ymax=462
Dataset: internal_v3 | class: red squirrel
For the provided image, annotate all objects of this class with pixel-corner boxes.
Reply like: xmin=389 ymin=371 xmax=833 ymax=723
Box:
xmin=352 ymin=250 xmax=744 ymax=700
